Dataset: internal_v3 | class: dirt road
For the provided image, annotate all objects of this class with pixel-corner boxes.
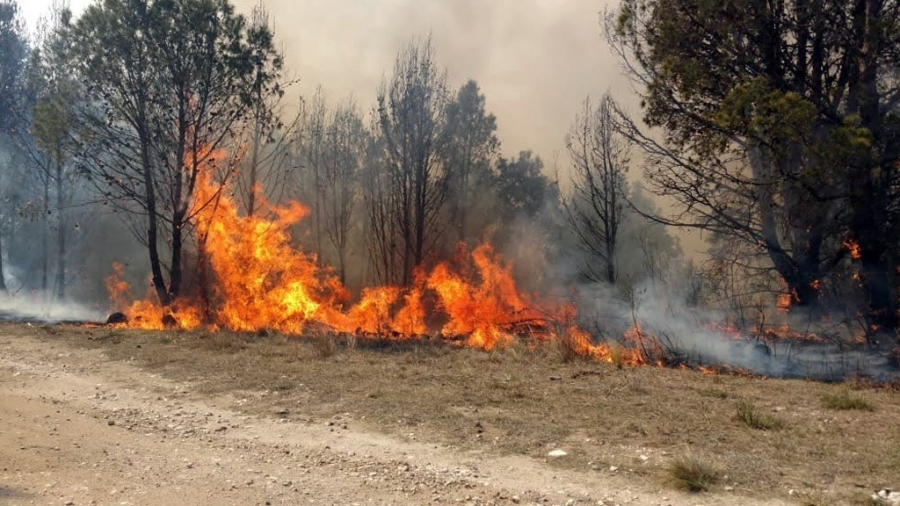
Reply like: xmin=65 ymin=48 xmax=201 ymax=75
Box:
xmin=0 ymin=327 xmax=790 ymax=506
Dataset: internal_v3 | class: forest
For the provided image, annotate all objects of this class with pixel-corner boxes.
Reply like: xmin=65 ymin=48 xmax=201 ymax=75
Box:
xmin=0 ymin=0 xmax=898 ymax=370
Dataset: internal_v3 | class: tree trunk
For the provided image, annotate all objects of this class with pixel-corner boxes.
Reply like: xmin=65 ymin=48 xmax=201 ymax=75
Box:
xmin=847 ymin=0 xmax=896 ymax=330
xmin=141 ymin=131 xmax=170 ymax=306
xmin=0 ymin=231 xmax=7 ymax=294
xmin=42 ymin=175 xmax=49 ymax=295
xmin=169 ymin=211 xmax=185 ymax=301
xmin=55 ymin=157 xmax=66 ymax=300
xmin=749 ymin=143 xmax=821 ymax=308
xmin=247 ymin=115 xmax=262 ymax=217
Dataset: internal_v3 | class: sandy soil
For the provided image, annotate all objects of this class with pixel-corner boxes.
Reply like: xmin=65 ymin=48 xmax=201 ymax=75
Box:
xmin=0 ymin=327 xmax=796 ymax=506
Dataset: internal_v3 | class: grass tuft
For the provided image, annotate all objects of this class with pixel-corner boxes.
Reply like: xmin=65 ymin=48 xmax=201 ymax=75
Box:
xmin=822 ymin=391 xmax=875 ymax=411
xmin=735 ymin=400 xmax=783 ymax=430
xmin=313 ymin=332 xmax=338 ymax=358
xmin=664 ymin=453 xmax=720 ymax=492
xmin=608 ymin=341 xmax=627 ymax=369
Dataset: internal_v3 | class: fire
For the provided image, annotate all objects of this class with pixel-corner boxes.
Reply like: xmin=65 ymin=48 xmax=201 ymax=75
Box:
xmin=106 ymin=165 xmax=639 ymax=362
xmin=844 ymin=239 xmax=862 ymax=260
xmin=426 ymin=244 xmax=544 ymax=350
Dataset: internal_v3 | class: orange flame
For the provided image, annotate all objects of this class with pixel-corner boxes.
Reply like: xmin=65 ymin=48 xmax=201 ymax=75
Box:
xmin=844 ymin=239 xmax=862 ymax=260
xmin=107 ymin=163 xmax=645 ymax=363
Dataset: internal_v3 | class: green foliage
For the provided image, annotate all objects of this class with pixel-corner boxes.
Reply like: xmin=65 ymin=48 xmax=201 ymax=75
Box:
xmin=716 ymin=79 xmax=818 ymax=146
xmin=495 ymin=151 xmax=554 ymax=219
xmin=69 ymin=0 xmax=284 ymax=303
xmin=0 ymin=0 xmax=27 ymax=135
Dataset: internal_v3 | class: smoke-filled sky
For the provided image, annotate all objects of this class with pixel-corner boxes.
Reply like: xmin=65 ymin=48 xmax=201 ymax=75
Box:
xmin=239 ymin=0 xmax=627 ymax=165
xmin=25 ymin=0 xmax=629 ymax=169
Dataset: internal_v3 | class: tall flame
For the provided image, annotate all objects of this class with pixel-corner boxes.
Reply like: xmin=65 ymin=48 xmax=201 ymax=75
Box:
xmin=106 ymin=163 xmax=632 ymax=360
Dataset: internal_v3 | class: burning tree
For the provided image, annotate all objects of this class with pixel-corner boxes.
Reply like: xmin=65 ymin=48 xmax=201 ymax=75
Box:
xmin=607 ymin=0 xmax=900 ymax=331
xmin=71 ymin=0 xmax=283 ymax=306
xmin=292 ymin=90 xmax=369 ymax=286
xmin=370 ymin=37 xmax=452 ymax=286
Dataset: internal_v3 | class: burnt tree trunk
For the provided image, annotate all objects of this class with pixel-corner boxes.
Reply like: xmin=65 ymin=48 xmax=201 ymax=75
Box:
xmin=847 ymin=0 xmax=897 ymax=330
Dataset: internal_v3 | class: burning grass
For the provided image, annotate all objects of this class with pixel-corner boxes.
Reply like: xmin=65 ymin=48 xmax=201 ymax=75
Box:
xmin=31 ymin=323 xmax=899 ymax=505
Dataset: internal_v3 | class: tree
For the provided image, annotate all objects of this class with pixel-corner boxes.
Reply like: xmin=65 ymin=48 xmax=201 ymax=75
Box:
xmin=0 ymin=0 xmax=28 ymax=294
xmin=293 ymin=87 xmax=328 ymax=259
xmin=562 ymin=94 xmax=629 ymax=284
xmin=607 ymin=0 xmax=900 ymax=328
xmin=496 ymin=151 xmax=557 ymax=221
xmin=371 ymin=37 xmax=451 ymax=286
xmin=444 ymin=80 xmax=499 ymax=244
xmin=493 ymin=151 xmax=565 ymax=291
xmin=234 ymin=0 xmax=294 ymax=219
xmin=294 ymin=91 xmax=368 ymax=285
xmin=320 ymin=99 xmax=367 ymax=285
xmin=0 ymin=0 xmax=26 ymax=139
xmin=18 ymin=2 xmax=86 ymax=300
xmin=72 ymin=0 xmax=282 ymax=306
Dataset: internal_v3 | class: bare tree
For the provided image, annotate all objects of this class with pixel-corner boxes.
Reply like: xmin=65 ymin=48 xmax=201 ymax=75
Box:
xmin=234 ymin=1 xmax=297 ymax=219
xmin=370 ymin=37 xmax=451 ymax=286
xmin=293 ymin=87 xmax=328 ymax=258
xmin=562 ymin=94 xmax=629 ymax=284
xmin=320 ymin=99 xmax=367 ymax=284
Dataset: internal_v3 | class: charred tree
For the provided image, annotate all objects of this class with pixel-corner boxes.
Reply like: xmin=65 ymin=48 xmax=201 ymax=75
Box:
xmin=563 ymin=94 xmax=629 ymax=284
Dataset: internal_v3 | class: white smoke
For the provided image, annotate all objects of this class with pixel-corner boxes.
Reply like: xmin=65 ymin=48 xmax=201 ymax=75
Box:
xmin=576 ymin=281 xmax=899 ymax=382
xmin=0 ymin=292 xmax=105 ymax=324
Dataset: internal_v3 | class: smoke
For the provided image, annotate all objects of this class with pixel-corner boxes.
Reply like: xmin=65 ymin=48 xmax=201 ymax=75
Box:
xmin=231 ymin=0 xmax=625 ymax=167
xmin=574 ymin=281 xmax=900 ymax=382
xmin=0 ymin=291 xmax=104 ymax=324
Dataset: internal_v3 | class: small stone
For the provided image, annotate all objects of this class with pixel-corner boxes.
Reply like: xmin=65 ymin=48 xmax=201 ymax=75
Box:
xmin=548 ymin=449 xmax=567 ymax=458
xmin=609 ymin=465 xmax=618 ymax=472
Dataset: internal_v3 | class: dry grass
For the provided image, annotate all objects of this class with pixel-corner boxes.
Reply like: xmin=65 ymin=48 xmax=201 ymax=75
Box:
xmin=664 ymin=452 xmax=720 ymax=492
xmin=822 ymin=391 xmax=876 ymax=411
xmin=27 ymin=324 xmax=900 ymax=505
xmin=735 ymin=400 xmax=784 ymax=430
